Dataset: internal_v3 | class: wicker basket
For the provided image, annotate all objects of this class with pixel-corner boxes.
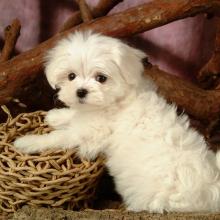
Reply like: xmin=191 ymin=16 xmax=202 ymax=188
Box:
xmin=0 ymin=108 xmax=105 ymax=213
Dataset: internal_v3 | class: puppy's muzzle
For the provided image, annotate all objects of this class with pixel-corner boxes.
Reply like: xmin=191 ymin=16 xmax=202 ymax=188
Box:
xmin=76 ymin=88 xmax=88 ymax=98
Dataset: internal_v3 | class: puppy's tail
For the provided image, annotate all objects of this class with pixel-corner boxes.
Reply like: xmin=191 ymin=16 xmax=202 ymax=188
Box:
xmin=216 ymin=151 xmax=220 ymax=170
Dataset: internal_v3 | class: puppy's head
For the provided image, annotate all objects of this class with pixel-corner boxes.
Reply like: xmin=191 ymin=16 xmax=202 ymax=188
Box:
xmin=45 ymin=31 xmax=146 ymax=108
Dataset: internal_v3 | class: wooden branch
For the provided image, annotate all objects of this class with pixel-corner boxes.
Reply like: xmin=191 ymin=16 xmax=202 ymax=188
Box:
xmin=59 ymin=0 xmax=123 ymax=32
xmin=59 ymin=12 xmax=82 ymax=32
xmin=13 ymin=206 xmax=220 ymax=220
xmin=0 ymin=0 xmax=220 ymax=121
xmin=197 ymin=17 xmax=220 ymax=88
xmin=0 ymin=19 xmax=21 ymax=63
xmin=145 ymin=65 xmax=220 ymax=122
xmin=77 ymin=0 xmax=93 ymax=22
xmin=92 ymin=0 xmax=123 ymax=18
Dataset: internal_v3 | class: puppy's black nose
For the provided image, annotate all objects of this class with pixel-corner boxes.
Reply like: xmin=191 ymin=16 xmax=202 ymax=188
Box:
xmin=76 ymin=88 xmax=88 ymax=98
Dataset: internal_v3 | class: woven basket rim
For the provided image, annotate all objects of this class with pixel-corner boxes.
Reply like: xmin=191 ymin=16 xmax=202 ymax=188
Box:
xmin=0 ymin=108 xmax=105 ymax=213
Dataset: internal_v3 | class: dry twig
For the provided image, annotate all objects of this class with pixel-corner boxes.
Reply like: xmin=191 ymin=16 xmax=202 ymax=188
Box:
xmin=59 ymin=0 xmax=123 ymax=32
xmin=77 ymin=0 xmax=93 ymax=22
xmin=0 ymin=19 xmax=21 ymax=63
xmin=0 ymin=0 xmax=219 ymax=121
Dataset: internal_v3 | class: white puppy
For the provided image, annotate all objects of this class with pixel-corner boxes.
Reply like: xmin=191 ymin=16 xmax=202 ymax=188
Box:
xmin=14 ymin=31 xmax=220 ymax=213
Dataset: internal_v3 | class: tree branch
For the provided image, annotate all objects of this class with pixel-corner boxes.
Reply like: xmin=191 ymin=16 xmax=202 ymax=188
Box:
xmin=0 ymin=19 xmax=21 ymax=63
xmin=59 ymin=13 xmax=82 ymax=32
xmin=77 ymin=0 xmax=93 ymax=22
xmin=0 ymin=0 xmax=219 ymax=121
xmin=59 ymin=0 xmax=123 ymax=32
xmin=197 ymin=17 xmax=220 ymax=88
xmin=145 ymin=65 xmax=220 ymax=122
xmin=92 ymin=0 xmax=123 ymax=18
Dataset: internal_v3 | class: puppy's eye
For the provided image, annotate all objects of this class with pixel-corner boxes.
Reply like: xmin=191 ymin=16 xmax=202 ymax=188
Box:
xmin=68 ymin=73 xmax=76 ymax=81
xmin=95 ymin=74 xmax=107 ymax=83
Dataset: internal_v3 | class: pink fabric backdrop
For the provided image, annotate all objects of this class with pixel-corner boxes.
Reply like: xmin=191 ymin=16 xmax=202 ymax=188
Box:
xmin=0 ymin=0 xmax=216 ymax=80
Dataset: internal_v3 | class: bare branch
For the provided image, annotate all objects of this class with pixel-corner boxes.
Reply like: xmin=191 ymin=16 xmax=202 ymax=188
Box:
xmin=59 ymin=0 xmax=123 ymax=32
xmin=0 ymin=19 xmax=21 ymax=63
xmin=0 ymin=0 xmax=219 ymax=122
xmin=197 ymin=17 xmax=220 ymax=88
xmin=92 ymin=0 xmax=123 ymax=18
xmin=145 ymin=65 xmax=220 ymax=122
xmin=77 ymin=0 xmax=93 ymax=22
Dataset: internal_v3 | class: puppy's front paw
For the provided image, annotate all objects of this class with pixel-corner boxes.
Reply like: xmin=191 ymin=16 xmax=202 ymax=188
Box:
xmin=14 ymin=135 xmax=41 ymax=154
xmin=45 ymin=109 xmax=65 ymax=129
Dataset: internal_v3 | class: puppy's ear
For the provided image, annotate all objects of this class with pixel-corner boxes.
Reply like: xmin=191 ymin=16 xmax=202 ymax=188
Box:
xmin=44 ymin=64 xmax=56 ymax=90
xmin=113 ymin=43 xmax=147 ymax=87
xmin=130 ymin=46 xmax=147 ymax=61
xmin=44 ymin=65 xmax=62 ymax=90
xmin=44 ymin=47 xmax=66 ymax=90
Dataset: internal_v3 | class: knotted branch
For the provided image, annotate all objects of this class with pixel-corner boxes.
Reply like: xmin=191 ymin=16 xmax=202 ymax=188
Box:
xmin=76 ymin=0 xmax=93 ymax=22
xmin=145 ymin=65 xmax=220 ymax=122
xmin=60 ymin=0 xmax=123 ymax=32
xmin=0 ymin=0 xmax=220 ymax=121
xmin=0 ymin=19 xmax=21 ymax=63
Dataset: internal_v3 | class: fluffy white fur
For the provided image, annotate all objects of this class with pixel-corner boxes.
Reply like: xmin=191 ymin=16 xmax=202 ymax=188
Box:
xmin=14 ymin=31 xmax=220 ymax=213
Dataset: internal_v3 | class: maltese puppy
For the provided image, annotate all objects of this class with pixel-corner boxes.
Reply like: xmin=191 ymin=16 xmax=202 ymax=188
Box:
xmin=14 ymin=31 xmax=220 ymax=213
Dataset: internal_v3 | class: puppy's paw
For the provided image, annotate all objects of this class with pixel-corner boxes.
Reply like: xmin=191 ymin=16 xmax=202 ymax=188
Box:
xmin=45 ymin=109 xmax=63 ymax=128
xmin=45 ymin=109 xmax=61 ymax=128
xmin=14 ymin=135 xmax=41 ymax=154
xmin=45 ymin=109 xmax=73 ymax=129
